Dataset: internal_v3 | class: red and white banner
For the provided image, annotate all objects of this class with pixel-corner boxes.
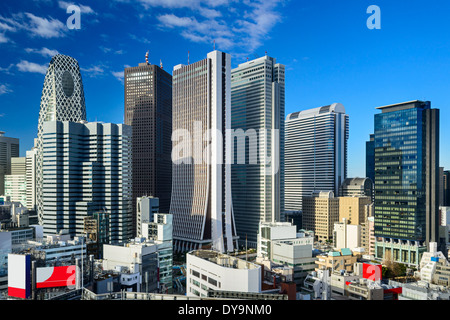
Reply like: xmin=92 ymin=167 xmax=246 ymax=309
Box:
xmin=362 ymin=263 xmax=382 ymax=281
xmin=8 ymin=254 xmax=31 ymax=299
xmin=36 ymin=266 xmax=78 ymax=289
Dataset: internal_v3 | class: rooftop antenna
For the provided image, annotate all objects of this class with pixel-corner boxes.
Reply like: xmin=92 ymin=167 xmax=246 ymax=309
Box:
xmin=265 ymin=51 xmax=267 ymax=56
xmin=145 ymin=51 xmax=149 ymax=64
xmin=213 ymin=40 xmax=216 ymax=51
xmin=188 ymin=50 xmax=190 ymax=65
xmin=160 ymin=59 xmax=163 ymax=69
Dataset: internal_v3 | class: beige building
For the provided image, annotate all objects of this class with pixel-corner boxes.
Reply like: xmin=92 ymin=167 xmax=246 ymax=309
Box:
xmin=347 ymin=279 xmax=384 ymax=300
xmin=302 ymin=191 xmax=339 ymax=242
xmin=361 ymin=216 xmax=375 ymax=256
xmin=315 ymin=248 xmax=357 ymax=273
xmin=338 ymin=196 xmax=372 ymax=225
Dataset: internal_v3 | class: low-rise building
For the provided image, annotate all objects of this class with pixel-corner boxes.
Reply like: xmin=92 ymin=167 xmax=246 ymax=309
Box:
xmin=186 ymin=250 xmax=262 ymax=298
xmin=315 ymin=248 xmax=357 ymax=273
xmin=346 ymin=278 xmax=384 ymax=300
xmin=257 ymin=222 xmax=316 ymax=287
xmin=333 ymin=218 xmax=361 ymax=250
xmin=302 ymin=191 xmax=339 ymax=242
xmin=102 ymin=238 xmax=160 ymax=293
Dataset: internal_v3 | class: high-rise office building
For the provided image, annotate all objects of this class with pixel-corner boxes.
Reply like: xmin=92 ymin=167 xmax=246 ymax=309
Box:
xmin=124 ymin=57 xmax=172 ymax=237
xmin=373 ymin=100 xmax=440 ymax=266
xmin=439 ymin=167 xmax=445 ymax=207
xmin=0 ymin=131 xmax=19 ymax=196
xmin=36 ymin=54 xmax=87 ymax=226
xmin=25 ymin=145 xmax=37 ymax=212
xmin=230 ymin=55 xmax=285 ymax=248
xmin=170 ymin=50 xmax=237 ymax=253
xmin=366 ymin=134 xmax=375 ymax=183
xmin=4 ymin=157 xmax=27 ymax=206
xmin=285 ymin=103 xmax=349 ymax=211
xmin=444 ymin=170 xmax=450 ymax=206
xmin=40 ymin=121 xmax=132 ymax=243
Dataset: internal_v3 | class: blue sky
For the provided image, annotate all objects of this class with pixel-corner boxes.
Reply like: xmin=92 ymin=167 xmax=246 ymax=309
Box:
xmin=0 ymin=0 xmax=449 ymax=177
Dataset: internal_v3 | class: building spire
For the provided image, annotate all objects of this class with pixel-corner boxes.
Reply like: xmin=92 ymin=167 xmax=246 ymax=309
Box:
xmin=145 ymin=51 xmax=149 ymax=64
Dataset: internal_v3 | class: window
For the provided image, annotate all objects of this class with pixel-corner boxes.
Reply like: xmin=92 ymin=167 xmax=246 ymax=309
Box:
xmin=208 ymin=277 xmax=218 ymax=287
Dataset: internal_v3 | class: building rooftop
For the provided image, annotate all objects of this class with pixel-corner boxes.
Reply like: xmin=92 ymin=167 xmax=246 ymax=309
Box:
xmin=286 ymin=103 xmax=346 ymax=121
xmin=376 ymin=100 xmax=430 ymax=113
xmin=189 ymin=250 xmax=260 ymax=270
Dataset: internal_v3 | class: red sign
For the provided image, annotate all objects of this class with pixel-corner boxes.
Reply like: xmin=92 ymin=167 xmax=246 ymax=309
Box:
xmin=362 ymin=263 xmax=382 ymax=281
xmin=36 ymin=266 xmax=77 ymax=288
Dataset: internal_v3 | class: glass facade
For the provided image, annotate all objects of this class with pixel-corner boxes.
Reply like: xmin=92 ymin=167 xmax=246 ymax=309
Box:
xmin=374 ymin=106 xmax=425 ymax=241
xmin=375 ymin=108 xmax=425 ymax=241
xmin=373 ymin=100 xmax=440 ymax=266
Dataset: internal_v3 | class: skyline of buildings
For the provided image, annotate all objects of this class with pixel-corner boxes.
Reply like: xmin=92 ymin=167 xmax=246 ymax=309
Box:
xmin=1 ymin=49 xmax=450 ymax=302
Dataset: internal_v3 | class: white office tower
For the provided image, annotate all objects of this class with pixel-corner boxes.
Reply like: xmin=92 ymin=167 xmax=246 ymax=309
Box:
xmin=170 ymin=51 xmax=237 ymax=253
xmin=36 ymin=54 xmax=87 ymax=226
xmin=231 ymin=55 xmax=285 ymax=248
xmin=285 ymin=103 xmax=349 ymax=211
xmin=4 ymin=157 xmax=27 ymax=206
xmin=25 ymin=144 xmax=37 ymax=211
xmin=40 ymin=121 xmax=132 ymax=243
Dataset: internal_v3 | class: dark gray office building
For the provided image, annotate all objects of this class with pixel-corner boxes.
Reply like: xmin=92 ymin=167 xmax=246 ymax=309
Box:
xmin=0 ymin=131 xmax=19 ymax=196
xmin=124 ymin=58 xmax=172 ymax=237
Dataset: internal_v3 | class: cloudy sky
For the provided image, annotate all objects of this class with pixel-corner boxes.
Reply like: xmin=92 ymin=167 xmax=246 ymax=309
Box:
xmin=1 ymin=0 xmax=450 ymax=176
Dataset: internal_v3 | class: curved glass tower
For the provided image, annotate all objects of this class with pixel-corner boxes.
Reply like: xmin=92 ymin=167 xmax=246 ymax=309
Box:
xmin=36 ymin=54 xmax=87 ymax=225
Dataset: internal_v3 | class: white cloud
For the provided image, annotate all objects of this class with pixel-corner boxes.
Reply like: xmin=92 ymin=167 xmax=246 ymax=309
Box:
xmin=25 ymin=12 xmax=66 ymax=38
xmin=0 ymin=84 xmax=12 ymax=95
xmin=99 ymin=47 xmax=125 ymax=55
xmin=0 ymin=64 xmax=15 ymax=75
xmin=137 ymin=0 xmax=228 ymax=9
xmin=58 ymin=1 xmax=96 ymax=14
xmin=25 ymin=47 xmax=60 ymax=58
xmin=112 ymin=71 xmax=124 ymax=83
xmin=81 ymin=65 xmax=104 ymax=77
xmin=151 ymin=0 xmax=284 ymax=53
xmin=0 ymin=33 xmax=9 ymax=43
xmin=0 ymin=22 xmax=15 ymax=32
xmin=16 ymin=60 xmax=48 ymax=74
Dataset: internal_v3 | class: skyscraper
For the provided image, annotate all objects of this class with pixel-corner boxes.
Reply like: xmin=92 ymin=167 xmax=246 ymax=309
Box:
xmin=366 ymin=134 xmax=375 ymax=183
xmin=373 ymin=100 xmax=440 ymax=266
xmin=4 ymin=157 xmax=27 ymax=206
xmin=26 ymin=144 xmax=37 ymax=212
xmin=230 ymin=55 xmax=285 ymax=247
xmin=40 ymin=121 xmax=132 ymax=242
xmin=170 ymin=50 xmax=237 ymax=253
xmin=124 ymin=56 xmax=172 ymax=237
xmin=0 ymin=131 xmax=19 ymax=196
xmin=285 ymin=103 xmax=349 ymax=211
xmin=444 ymin=170 xmax=450 ymax=206
xmin=36 ymin=54 xmax=87 ymax=226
